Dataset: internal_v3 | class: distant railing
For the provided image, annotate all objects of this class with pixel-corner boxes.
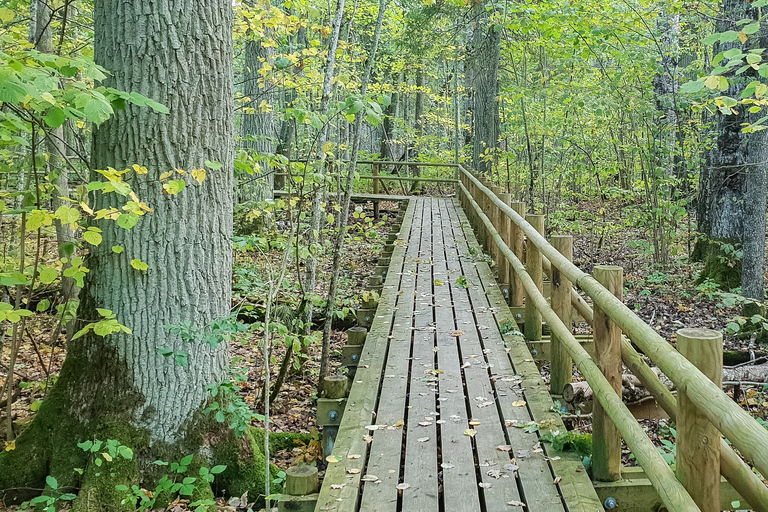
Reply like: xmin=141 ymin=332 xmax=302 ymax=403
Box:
xmin=273 ymin=160 xmax=459 ymax=196
xmin=458 ymin=165 xmax=768 ymax=512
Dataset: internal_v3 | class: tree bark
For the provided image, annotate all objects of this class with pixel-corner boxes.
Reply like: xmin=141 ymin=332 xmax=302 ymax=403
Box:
xmin=468 ymin=1 xmax=500 ymax=175
xmin=1 ymin=0 xmax=239 ymax=507
xmin=240 ymin=26 xmax=276 ymax=201
xmin=695 ymin=0 xmax=768 ymax=297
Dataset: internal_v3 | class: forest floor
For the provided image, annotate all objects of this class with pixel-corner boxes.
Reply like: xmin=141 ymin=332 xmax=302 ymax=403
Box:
xmin=2 ymin=193 xmax=768 ymax=508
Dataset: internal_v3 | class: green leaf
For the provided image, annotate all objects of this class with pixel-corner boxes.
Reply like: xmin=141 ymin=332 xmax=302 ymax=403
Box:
xmin=205 ymin=160 xmax=223 ymax=170
xmin=117 ymin=212 xmax=139 ymax=230
xmin=36 ymin=299 xmax=51 ymax=312
xmin=44 ymin=107 xmax=67 ymax=128
xmin=83 ymin=230 xmax=103 ymax=246
xmin=163 ymin=180 xmax=186 ymax=195
xmin=180 ymin=454 xmax=194 ymax=467
xmin=210 ymin=465 xmax=226 ymax=474
xmin=112 ymin=245 xmax=124 ymax=253
xmin=743 ymin=22 xmax=760 ymax=35
xmin=46 ymin=475 xmax=58 ymax=490
xmin=38 ymin=266 xmax=58 ymax=284
xmin=83 ymin=98 xmax=114 ymax=126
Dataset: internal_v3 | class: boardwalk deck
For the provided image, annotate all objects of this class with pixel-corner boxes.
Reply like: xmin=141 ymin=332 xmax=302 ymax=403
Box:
xmin=315 ymin=197 xmax=601 ymax=512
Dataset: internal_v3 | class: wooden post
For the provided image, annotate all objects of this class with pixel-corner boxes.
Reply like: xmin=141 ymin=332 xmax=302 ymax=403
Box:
xmin=278 ymin=466 xmax=319 ymax=512
xmin=372 ymin=163 xmax=380 ymax=220
xmin=498 ymin=192 xmax=512 ymax=296
xmin=524 ymin=214 xmax=544 ymax=341
xmin=676 ymin=328 xmax=723 ymax=512
xmin=321 ymin=375 xmax=349 ymax=459
xmin=285 ymin=466 xmax=319 ymax=495
xmin=510 ymin=202 xmax=526 ymax=307
xmin=592 ymin=265 xmax=623 ymax=482
xmin=550 ymin=235 xmax=573 ymax=395
xmin=347 ymin=326 xmax=368 ymax=346
xmin=490 ymin=186 xmax=503 ymax=276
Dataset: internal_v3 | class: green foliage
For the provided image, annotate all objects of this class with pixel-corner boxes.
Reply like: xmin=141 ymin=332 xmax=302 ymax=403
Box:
xmin=539 ymin=430 xmax=593 ymax=459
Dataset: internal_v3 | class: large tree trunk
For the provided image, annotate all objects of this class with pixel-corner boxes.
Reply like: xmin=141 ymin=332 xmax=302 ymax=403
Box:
xmin=0 ymin=1 xmax=247 ymax=508
xmin=695 ymin=0 xmax=768 ymax=297
xmin=468 ymin=1 xmax=500 ymax=175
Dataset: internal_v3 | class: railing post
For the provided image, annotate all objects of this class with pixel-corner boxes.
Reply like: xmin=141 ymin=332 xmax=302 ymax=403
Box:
xmin=510 ymin=202 xmax=526 ymax=307
xmin=498 ymin=192 xmax=512 ymax=298
xmin=550 ymin=235 xmax=573 ymax=395
xmin=477 ymin=176 xmax=489 ymax=250
xmin=592 ymin=265 xmax=623 ymax=482
xmin=676 ymin=328 xmax=722 ymax=512
xmin=524 ymin=214 xmax=545 ymax=341
xmin=491 ymin=186 xmax=503 ymax=276
xmin=372 ymin=163 xmax=380 ymax=219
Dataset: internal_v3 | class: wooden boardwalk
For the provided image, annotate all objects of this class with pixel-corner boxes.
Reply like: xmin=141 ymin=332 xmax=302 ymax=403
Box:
xmin=316 ymin=197 xmax=600 ymax=512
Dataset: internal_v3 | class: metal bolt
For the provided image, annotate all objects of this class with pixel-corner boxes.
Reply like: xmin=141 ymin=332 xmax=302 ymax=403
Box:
xmin=329 ymin=410 xmax=338 ymax=421
xmin=603 ymin=497 xmax=617 ymax=510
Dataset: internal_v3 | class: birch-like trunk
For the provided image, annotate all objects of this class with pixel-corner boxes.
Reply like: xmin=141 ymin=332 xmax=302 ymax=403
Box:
xmin=319 ymin=0 xmax=387 ymax=390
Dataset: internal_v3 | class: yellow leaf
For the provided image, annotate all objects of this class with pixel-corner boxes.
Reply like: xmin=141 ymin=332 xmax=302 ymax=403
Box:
xmin=80 ymin=202 xmax=94 ymax=215
xmin=704 ymin=75 xmax=721 ymax=90
xmin=129 ymin=191 xmax=140 ymax=203
xmin=102 ymin=452 xmax=113 ymax=462
xmin=512 ymin=400 xmax=527 ymax=407
xmin=175 ymin=168 xmax=186 ymax=175
xmin=739 ymin=31 xmax=748 ymax=44
xmin=159 ymin=171 xmax=174 ymax=181
xmin=132 ymin=164 xmax=148 ymax=174
xmin=4 ymin=440 xmax=15 ymax=451
xmin=191 ymin=169 xmax=206 ymax=184
xmin=326 ymin=455 xmax=339 ymax=463
xmin=0 ymin=7 xmax=14 ymax=22
xmin=464 ymin=428 xmax=477 ymax=437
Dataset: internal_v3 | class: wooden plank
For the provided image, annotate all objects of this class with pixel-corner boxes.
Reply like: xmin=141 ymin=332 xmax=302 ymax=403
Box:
xmin=445 ymin=200 xmax=566 ymax=512
xmin=433 ymin=198 xmax=482 ymax=511
xmin=443 ymin=204 xmax=527 ymax=511
xmin=315 ymin=200 xmax=416 ymax=512
xmin=451 ymin=199 xmax=603 ymax=512
xmin=402 ymin=198 xmax=440 ymax=511
xmin=358 ymin=200 xmax=425 ymax=511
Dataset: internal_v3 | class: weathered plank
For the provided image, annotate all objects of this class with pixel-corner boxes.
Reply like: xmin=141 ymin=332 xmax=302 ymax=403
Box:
xmin=358 ymin=200 xmax=424 ymax=511
xmin=446 ymin=200 xmax=566 ymax=512
xmin=401 ymin=198 xmax=440 ymax=511
xmin=452 ymin=198 xmax=603 ymax=512
xmin=432 ymin=199 xmax=482 ymax=512
xmin=315 ymin=200 xmax=415 ymax=512
xmin=444 ymin=203 xmax=527 ymax=511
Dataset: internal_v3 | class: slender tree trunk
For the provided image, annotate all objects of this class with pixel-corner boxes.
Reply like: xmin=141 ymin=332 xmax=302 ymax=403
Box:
xmin=319 ymin=0 xmax=387 ymax=391
xmin=302 ymin=0 xmax=346 ymax=333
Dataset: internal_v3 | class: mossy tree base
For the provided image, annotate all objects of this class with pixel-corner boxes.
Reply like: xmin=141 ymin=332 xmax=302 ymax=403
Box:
xmin=0 ymin=405 xmax=315 ymax=512
xmin=693 ymin=239 xmax=742 ymax=291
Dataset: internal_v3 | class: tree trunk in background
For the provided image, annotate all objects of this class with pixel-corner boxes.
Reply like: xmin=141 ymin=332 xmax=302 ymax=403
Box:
xmin=378 ymin=77 xmax=397 ymax=160
xmin=241 ymin=29 xmax=275 ymax=201
xmin=695 ymin=0 xmax=768 ymax=298
xmin=469 ymin=1 xmax=500 ymax=175
xmin=34 ymin=0 xmax=78 ymax=305
xmin=653 ymin=12 xmax=679 ymax=183
xmin=0 ymin=0 xmax=236 ymax=506
xmin=302 ymin=0 xmax=346 ymax=333
xmin=410 ymin=67 xmax=425 ymax=194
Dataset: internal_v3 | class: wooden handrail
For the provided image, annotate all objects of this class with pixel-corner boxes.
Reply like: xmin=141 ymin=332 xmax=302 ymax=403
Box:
xmin=459 ymin=181 xmax=698 ymax=512
xmin=458 ymin=165 xmax=768 ymax=481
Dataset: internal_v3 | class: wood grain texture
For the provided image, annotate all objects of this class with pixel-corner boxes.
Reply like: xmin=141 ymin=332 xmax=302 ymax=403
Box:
xmin=676 ymin=328 xmax=723 ymax=512
xmin=592 ymin=265 xmax=624 ymax=482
